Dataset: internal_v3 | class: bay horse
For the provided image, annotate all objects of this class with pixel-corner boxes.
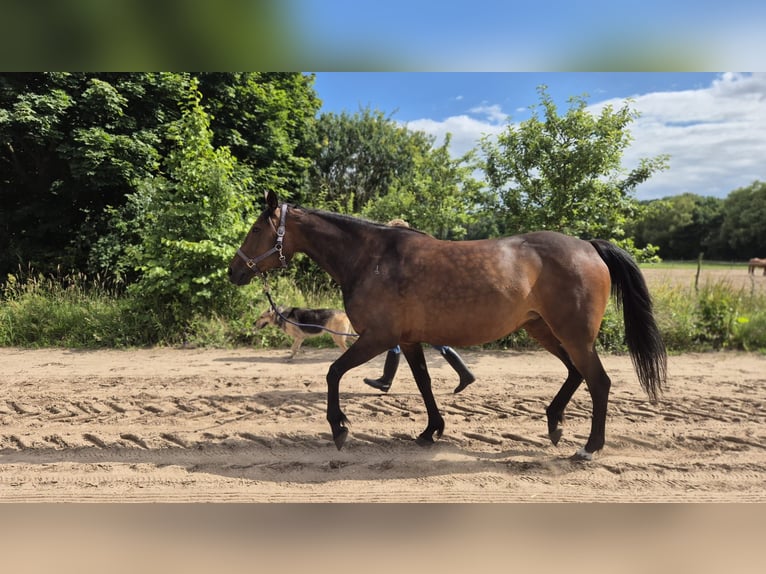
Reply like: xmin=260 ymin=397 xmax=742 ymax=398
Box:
xmin=229 ymin=191 xmax=667 ymax=460
xmin=747 ymin=257 xmax=766 ymax=275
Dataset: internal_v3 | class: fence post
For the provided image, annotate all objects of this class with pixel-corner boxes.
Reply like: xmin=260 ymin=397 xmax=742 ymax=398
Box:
xmin=695 ymin=252 xmax=703 ymax=292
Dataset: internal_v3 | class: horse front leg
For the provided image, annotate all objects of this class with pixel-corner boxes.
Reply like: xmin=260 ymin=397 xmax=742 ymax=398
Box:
xmin=400 ymin=343 xmax=445 ymax=445
xmin=546 ymin=365 xmax=583 ymax=446
xmin=325 ymin=361 xmax=349 ymax=450
xmin=326 ymin=334 xmax=393 ymax=450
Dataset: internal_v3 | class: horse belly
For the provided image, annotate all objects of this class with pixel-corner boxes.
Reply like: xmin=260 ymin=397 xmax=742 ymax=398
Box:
xmin=408 ymin=299 xmax=529 ymax=347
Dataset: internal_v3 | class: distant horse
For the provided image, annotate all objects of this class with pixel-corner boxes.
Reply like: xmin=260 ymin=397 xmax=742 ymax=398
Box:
xmin=229 ymin=191 xmax=667 ymax=460
xmin=748 ymin=258 xmax=766 ymax=275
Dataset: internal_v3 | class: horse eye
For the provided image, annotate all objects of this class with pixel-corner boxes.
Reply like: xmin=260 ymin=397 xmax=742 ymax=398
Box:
xmin=250 ymin=225 xmax=261 ymax=234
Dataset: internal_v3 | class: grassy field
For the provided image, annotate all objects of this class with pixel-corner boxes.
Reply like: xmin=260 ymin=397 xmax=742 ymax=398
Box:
xmin=641 ymin=260 xmax=766 ymax=294
xmin=642 ymin=260 xmax=744 ymax=269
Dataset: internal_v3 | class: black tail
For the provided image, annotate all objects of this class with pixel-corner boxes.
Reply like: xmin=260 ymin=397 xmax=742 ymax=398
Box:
xmin=590 ymin=240 xmax=667 ymax=401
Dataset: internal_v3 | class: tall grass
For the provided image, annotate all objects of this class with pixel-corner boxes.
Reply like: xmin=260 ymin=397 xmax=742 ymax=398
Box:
xmin=653 ymin=279 xmax=766 ymax=352
xmin=1 ymin=268 xmax=765 ymax=352
xmin=0 ymin=269 xmax=144 ymax=347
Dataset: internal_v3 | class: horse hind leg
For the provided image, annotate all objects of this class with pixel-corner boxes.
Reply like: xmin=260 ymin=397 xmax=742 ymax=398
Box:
xmin=400 ymin=343 xmax=445 ymax=445
xmin=524 ymin=318 xmax=583 ymax=446
xmin=562 ymin=344 xmax=612 ymax=460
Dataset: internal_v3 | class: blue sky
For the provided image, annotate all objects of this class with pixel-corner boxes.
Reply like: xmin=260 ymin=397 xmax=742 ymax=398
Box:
xmin=313 ymin=72 xmax=766 ymax=200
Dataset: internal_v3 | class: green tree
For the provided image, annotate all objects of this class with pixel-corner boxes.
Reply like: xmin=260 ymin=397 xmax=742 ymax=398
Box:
xmin=361 ymin=135 xmax=483 ymax=239
xmin=122 ymin=83 xmax=254 ymax=326
xmin=308 ymin=108 xmax=484 ymax=239
xmin=0 ymin=72 xmax=193 ymax=278
xmin=717 ymin=180 xmax=766 ymax=259
xmin=0 ymin=72 xmax=320 ymax=282
xmin=197 ymin=73 xmax=321 ymax=202
xmin=307 ymin=108 xmax=431 ymax=212
xmin=479 ymin=86 xmax=668 ymax=251
xmin=630 ymin=193 xmax=724 ymax=259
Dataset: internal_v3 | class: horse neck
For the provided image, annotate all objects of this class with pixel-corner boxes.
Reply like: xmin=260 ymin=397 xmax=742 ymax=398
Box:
xmin=289 ymin=208 xmax=367 ymax=286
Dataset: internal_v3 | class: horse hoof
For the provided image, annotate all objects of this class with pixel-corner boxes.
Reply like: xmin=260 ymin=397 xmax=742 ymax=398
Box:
xmin=549 ymin=428 xmax=563 ymax=446
xmin=333 ymin=428 xmax=348 ymax=450
xmin=415 ymin=434 xmax=435 ymax=447
xmin=571 ymin=447 xmax=593 ymax=461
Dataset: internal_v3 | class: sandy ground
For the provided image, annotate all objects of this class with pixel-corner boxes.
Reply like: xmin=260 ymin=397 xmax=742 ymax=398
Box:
xmin=1 ymin=344 xmax=764 ymax=502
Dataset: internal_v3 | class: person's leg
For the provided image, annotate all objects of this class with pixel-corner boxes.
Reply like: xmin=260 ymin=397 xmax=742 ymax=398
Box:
xmin=436 ymin=346 xmax=475 ymax=393
xmin=363 ymin=346 xmax=401 ymax=392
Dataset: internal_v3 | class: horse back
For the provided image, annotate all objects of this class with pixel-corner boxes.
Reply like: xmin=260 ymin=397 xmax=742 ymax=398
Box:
xmin=395 ymin=230 xmax=606 ymax=289
xmin=346 ymin=230 xmax=610 ymax=346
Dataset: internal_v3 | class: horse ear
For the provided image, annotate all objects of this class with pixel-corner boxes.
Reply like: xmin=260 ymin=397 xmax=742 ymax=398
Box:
xmin=265 ymin=190 xmax=278 ymax=211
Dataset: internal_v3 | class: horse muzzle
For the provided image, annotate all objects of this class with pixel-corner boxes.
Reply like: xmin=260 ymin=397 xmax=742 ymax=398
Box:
xmin=228 ymin=264 xmax=254 ymax=286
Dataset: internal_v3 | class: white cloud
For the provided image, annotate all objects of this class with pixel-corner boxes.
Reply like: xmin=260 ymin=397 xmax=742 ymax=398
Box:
xmin=467 ymin=104 xmax=508 ymax=124
xmin=404 ymin=73 xmax=766 ymax=200
xmin=602 ymin=72 xmax=766 ymax=199
xmin=406 ymin=114 xmax=505 ymax=157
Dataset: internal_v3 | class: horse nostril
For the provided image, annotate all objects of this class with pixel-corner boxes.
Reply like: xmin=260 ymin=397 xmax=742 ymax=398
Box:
xmin=228 ymin=266 xmax=233 ymax=278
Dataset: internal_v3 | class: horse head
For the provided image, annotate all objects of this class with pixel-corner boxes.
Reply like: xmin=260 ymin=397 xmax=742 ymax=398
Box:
xmin=228 ymin=190 xmax=294 ymax=286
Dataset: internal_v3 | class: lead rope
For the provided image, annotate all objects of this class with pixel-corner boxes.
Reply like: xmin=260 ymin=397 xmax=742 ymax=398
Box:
xmin=260 ymin=276 xmax=359 ymax=339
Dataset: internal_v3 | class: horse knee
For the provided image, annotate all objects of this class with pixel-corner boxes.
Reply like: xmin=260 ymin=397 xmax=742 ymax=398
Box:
xmin=326 ymin=363 xmax=343 ymax=385
xmin=589 ymin=373 xmax=612 ymax=401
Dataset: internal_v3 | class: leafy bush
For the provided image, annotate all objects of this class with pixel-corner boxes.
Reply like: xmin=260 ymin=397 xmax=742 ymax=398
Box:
xmin=93 ymin=81 xmax=256 ymax=332
xmin=488 ymin=328 xmax=536 ymax=351
xmin=596 ymin=302 xmax=628 ymax=353
xmin=732 ymin=313 xmax=766 ymax=352
xmin=693 ymin=281 xmax=740 ymax=348
xmin=651 ymin=282 xmax=698 ymax=351
xmin=653 ymin=279 xmax=766 ymax=352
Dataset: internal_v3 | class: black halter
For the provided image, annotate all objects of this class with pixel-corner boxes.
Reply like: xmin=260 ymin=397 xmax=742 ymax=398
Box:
xmin=235 ymin=204 xmax=289 ymax=274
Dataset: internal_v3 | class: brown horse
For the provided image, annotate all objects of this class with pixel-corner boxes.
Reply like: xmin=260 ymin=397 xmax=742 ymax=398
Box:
xmin=229 ymin=191 xmax=667 ymax=460
xmin=748 ymin=257 xmax=766 ymax=275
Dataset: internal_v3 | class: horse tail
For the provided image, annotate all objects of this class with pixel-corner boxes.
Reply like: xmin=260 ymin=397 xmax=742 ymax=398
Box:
xmin=589 ymin=239 xmax=667 ymax=402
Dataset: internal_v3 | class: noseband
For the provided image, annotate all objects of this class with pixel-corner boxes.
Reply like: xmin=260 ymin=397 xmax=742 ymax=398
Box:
xmin=235 ymin=204 xmax=289 ymax=274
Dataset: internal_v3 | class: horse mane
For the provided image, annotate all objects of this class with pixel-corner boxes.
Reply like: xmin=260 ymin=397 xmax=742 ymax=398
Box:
xmin=297 ymin=205 xmax=428 ymax=236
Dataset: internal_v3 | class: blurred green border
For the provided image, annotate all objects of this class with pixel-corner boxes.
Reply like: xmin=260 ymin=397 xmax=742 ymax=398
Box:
xmin=0 ymin=0 xmax=754 ymax=71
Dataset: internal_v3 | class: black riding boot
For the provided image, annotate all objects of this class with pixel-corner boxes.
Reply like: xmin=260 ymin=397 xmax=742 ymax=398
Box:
xmin=364 ymin=349 xmax=400 ymax=392
xmin=440 ymin=346 xmax=476 ymax=394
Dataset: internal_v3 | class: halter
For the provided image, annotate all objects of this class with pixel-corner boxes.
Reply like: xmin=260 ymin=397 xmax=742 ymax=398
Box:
xmin=237 ymin=203 xmax=357 ymax=339
xmin=235 ymin=204 xmax=289 ymax=275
